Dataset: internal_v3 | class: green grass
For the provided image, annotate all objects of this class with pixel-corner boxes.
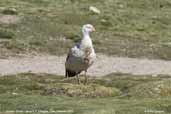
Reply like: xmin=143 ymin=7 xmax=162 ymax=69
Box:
xmin=0 ymin=73 xmax=171 ymax=114
xmin=0 ymin=28 xmax=15 ymax=39
xmin=0 ymin=0 xmax=171 ymax=59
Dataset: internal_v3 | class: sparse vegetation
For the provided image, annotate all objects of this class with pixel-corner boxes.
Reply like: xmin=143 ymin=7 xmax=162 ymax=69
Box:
xmin=0 ymin=0 xmax=171 ymax=59
xmin=0 ymin=28 xmax=14 ymax=39
xmin=0 ymin=73 xmax=171 ymax=114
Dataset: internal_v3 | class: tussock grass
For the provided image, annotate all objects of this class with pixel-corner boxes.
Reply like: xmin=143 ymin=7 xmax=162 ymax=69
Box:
xmin=1 ymin=73 xmax=171 ymax=98
xmin=0 ymin=73 xmax=171 ymax=114
xmin=2 ymin=8 xmax=18 ymax=15
xmin=44 ymin=83 xmax=121 ymax=98
xmin=0 ymin=28 xmax=14 ymax=39
xmin=0 ymin=73 xmax=121 ymax=98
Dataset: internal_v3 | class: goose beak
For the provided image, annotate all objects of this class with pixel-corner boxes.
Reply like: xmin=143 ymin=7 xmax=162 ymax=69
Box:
xmin=92 ymin=27 xmax=96 ymax=32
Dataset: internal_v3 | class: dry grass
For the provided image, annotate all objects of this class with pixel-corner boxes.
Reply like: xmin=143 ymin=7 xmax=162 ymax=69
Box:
xmin=43 ymin=83 xmax=121 ymax=98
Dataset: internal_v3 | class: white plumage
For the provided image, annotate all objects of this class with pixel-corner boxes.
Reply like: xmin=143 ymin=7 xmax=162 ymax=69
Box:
xmin=65 ymin=24 xmax=96 ymax=84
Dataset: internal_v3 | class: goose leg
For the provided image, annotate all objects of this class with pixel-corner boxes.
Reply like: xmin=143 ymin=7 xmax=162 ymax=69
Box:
xmin=84 ymin=71 xmax=88 ymax=85
xmin=65 ymin=69 xmax=68 ymax=78
xmin=76 ymin=75 xmax=81 ymax=84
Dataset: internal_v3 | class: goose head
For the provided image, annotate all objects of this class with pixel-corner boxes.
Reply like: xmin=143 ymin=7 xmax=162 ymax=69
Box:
xmin=82 ymin=24 xmax=95 ymax=37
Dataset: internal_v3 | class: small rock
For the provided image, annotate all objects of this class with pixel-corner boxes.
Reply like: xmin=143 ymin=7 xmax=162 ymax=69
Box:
xmin=101 ymin=19 xmax=107 ymax=23
xmin=28 ymin=70 xmax=32 ymax=73
xmin=152 ymin=16 xmax=158 ymax=19
xmin=162 ymin=42 xmax=171 ymax=46
xmin=0 ymin=7 xmax=5 ymax=10
xmin=119 ymin=4 xmax=124 ymax=8
xmin=11 ymin=8 xmax=17 ymax=12
xmin=12 ymin=92 xmax=18 ymax=95
xmin=89 ymin=6 xmax=101 ymax=14
xmin=152 ymin=74 xmax=158 ymax=77
xmin=100 ymin=19 xmax=112 ymax=26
